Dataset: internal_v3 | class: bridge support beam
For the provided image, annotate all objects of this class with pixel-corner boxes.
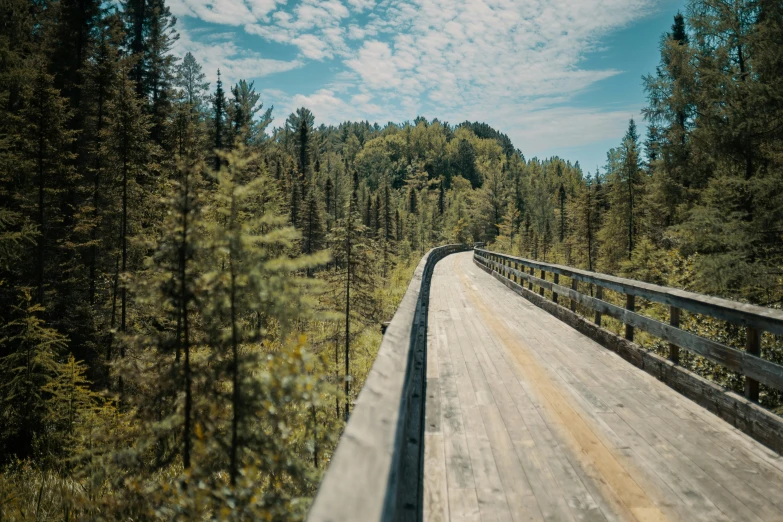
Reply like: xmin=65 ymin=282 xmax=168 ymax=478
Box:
xmin=625 ymin=294 xmax=635 ymax=341
xmin=745 ymin=327 xmax=760 ymax=402
xmin=594 ymin=286 xmax=603 ymax=325
xmin=670 ymin=306 xmax=680 ymax=365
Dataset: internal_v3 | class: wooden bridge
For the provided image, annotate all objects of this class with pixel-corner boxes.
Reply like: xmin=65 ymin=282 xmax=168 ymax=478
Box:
xmin=308 ymin=247 xmax=783 ymax=522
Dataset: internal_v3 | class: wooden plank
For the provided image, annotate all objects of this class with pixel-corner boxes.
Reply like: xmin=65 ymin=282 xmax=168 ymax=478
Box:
xmin=481 ymin=257 xmax=783 ymax=392
xmin=466 ymin=251 xmax=783 ymax=520
xmin=501 ymin=286 xmax=783 ymax=509
xmin=571 ymin=279 xmax=578 ymax=313
xmin=309 ymin=245 xmax=468 ymax=522
xmin=452 ymin=255 xmax=611 ymax=522
xmin=424 ymin=433 xmax=450 ymax=522
xmin=426 ymin=378 xmax=441 ymax=433
xmin=475 ymin=258 xmax=783 ymax=455
xmin=594 ymin=286 xmax=602 ymax=326
xmin=449 ymin=489 xmax=481 ymax=522
xmin=745 ymin=327 xmax=760 ymax=402
xmin=669 ymin=306 xmax=680 ymax=364
xmin=446 ymin=288 xmax=514 ymax=522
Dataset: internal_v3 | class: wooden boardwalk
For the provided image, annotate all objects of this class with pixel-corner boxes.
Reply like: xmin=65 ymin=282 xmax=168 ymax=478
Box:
xmin=423 ymin=252 xmax=783 ymax=522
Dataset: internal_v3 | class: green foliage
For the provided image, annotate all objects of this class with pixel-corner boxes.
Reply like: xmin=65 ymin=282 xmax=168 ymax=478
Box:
xmin=2 ymin=0 xmax=783 ymax=514
xmin=0 ymin=290 xmax=68 ymax=463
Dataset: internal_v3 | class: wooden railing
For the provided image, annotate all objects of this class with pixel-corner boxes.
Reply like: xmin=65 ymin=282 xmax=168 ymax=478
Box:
xmin=474 ymin=248 xmax=783 ymax=402
xmin=308 ymin=244 xmax=469 ymax=522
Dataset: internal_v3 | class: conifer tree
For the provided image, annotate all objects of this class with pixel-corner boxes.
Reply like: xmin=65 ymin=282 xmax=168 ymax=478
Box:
xmin=83 ymin=11 xmax=125 ymax=306
xmin=18 ymin=56 xmax=77 ymax=304
xmin=211 ymin=70 xmax=227 ymax=171
xmin=102 ymin=62 xmax=151 ymax=379
xmin=0 ymin=290 xmax=68 ymax=461
xmin=229 ymin=80 xmax=271 ymax=147
xmin=456 ymin=138 xmax=478 ymax=188
xmin=301 ymin=184 xmax=325 ymax=274
xmin=200 ymin=147 xmax=327 ymax=483
xmin=324 ymin=177 xmax=333 ymax=229
xmin=172 ymin=52 xmax=209 ymax=158
xmin=409 ymin=188 xmax=418 ymax=216
xmin=327 ymin=197 xmax=374 ymax=420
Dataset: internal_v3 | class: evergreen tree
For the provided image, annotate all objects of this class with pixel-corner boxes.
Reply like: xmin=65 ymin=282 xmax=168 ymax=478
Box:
xmin=327 ymin=197 xmax=374 ymax=420
xmin=123 ymin=0 xmax=179 ymax=146
xmin=229 ymin=80 xmax=271 ymax=147
xmin=102 ymin=62 xmax=151 ymax=381
xmin=172 ymin=52 xmax=208 ymax=158
xmin=0 ymin=290 xmax=68 ymax=462
xmin=211 ymin=70 xmax=227 ymax=171
xmin=455 ymin=138 xmax=478 ymax=188
xmin=200 ymin=147 xmax=327 ymax=482
xmin=18 ymin=56 xmax=77 ymax=304
xmin=286 ymin=107 xmax=314 ymax=180
xmin=302 ymin=184 xmax=325 ymax=271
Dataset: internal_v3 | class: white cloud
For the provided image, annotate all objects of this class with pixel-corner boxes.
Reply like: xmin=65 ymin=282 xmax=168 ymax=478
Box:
xmin=172 ymin=0 xmax=659 ymax=158
xmin=174 ymin=27 xmax=303 ymax=86
xmin=292 ymin=34 xmax=331 ymax=60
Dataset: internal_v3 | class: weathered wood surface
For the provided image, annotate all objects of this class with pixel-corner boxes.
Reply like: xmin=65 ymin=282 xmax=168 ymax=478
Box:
xmin=476 ymin=253 xmax=783 ymax=394
xmin=308 ymin=244 xmax=468 ymax=522
xmin=424 ymin=252 xmax=783 ymax=522
xmin=476 ymin=252 xmax=783 ymax=455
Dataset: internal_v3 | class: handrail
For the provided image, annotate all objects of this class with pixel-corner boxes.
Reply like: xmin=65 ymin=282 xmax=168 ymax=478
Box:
xmin=308 ymin=244 xmax=469 ymax=522
xmin=475 ymin=249 xmax=783 ymax=335
xmin=474 ymin=248 xmax=783 ymax=402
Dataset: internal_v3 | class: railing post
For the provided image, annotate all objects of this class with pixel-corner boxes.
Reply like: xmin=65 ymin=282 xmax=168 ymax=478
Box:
xmin=570 ymin=279 xmax=578 ymax=312
xmin=594 ymin=286 xmax=602 ymax=325
xmin=669 ymin=306 xmax=680 ymax=364
xmin=528 ymin=266 xmax=534 ymax=290
xmin=514 ymin=261 xmax=518 ymax=284
xmin=539 ymin=269 xmax=545 ymax=297
xmin=552 ymin=273 xmax=559 ymax=304
xmin=625 ymin=294 xmax=635 ymax=341
xmin=745 ymin=327 xmax=760 ymax=402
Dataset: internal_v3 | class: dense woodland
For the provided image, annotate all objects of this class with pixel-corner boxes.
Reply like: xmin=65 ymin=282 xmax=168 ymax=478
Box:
xmin=0 ymin=0 xmax=782 ymax=519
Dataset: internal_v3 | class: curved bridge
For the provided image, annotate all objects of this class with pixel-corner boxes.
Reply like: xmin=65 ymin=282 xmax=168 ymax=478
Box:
xmin=309 ymin=248 xmax=783 ymax=522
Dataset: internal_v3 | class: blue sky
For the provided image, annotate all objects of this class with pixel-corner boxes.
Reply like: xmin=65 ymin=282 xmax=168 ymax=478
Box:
xmin=170 ymin=0 xmax=685 ymax=174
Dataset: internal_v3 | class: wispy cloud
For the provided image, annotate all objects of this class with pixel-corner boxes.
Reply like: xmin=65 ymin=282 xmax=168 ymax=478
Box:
xmin=174 ymin=27 xmax=303 ymax=86
xmin=171 ymin=0 xmax=658 ymax=157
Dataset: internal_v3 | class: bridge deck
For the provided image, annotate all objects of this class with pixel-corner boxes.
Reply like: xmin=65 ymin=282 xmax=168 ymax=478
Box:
xmin=423 ymin=252 xmax=783 ymax=522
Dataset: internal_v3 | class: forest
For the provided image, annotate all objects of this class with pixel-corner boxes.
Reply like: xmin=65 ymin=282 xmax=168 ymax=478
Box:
xmin=0 ymin=0 xmax=782 ymax=519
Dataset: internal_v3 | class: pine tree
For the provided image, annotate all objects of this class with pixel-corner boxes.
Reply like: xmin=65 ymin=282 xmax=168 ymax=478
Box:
xmin=123 ymin=0 xmax=179 ymax=147
xmin=365 ymin=193 xmax=373 ymax=229
xmin=200 ymin=147 xmax=328 ymax=483
xmin=438 ymin=180 xmax=445 ymax=215
xmin=558 ymin=184 xmax=567 ymax=243
xmin=229 ymin=80 xmax=271 ymax=147
xmin=286 ymin=107 xmax=314 ymax=180
xmin=18 ymin=56 xmax=77 ymax=304
xmin=211 ymin=70 xmax=227 ymax=171
xmin=302 ymin=184 xmax=325 ymax=274
xmin=455 ymin=138 xmax=478 ymax=188
xmin=102 ymin=62 xmax=151 ymax=382
xmin=172 ymin=52 xmax=209 ymax=158
xmin=327 ymin=197 xmax=374 ymax=420
xmin=83 ymin=11 xmax=125 ymax=306
xmin=0 ymin=290 xmax=68 ymax=462
xmin=324 ymin=177 xmax=333 ymax=230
